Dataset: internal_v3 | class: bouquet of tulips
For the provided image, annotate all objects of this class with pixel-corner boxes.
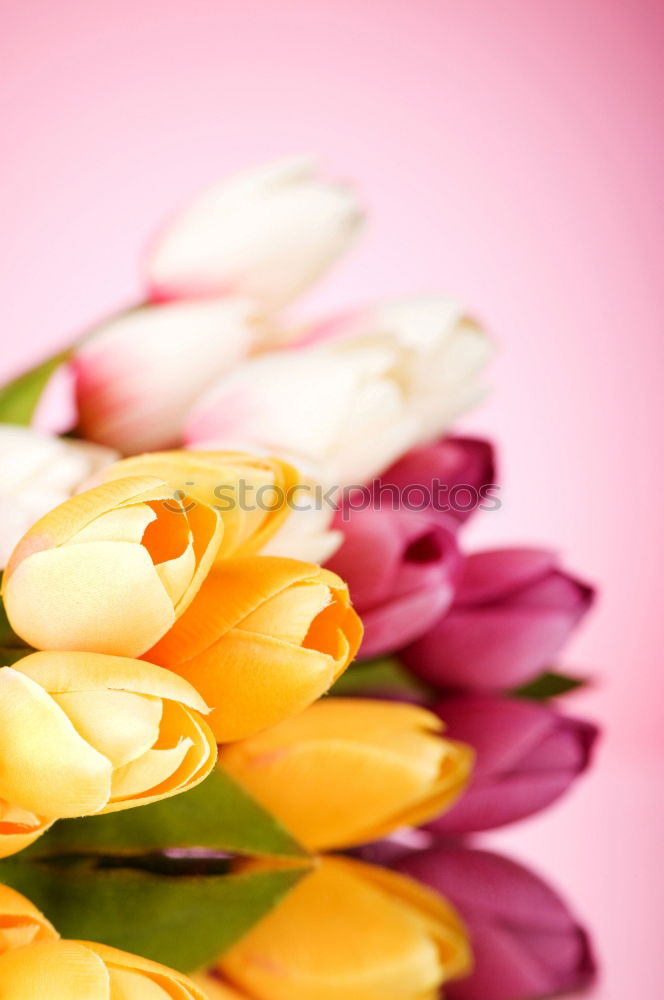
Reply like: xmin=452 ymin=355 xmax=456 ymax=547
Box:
xmin=0 ymin=158 xmax=598 ymax=999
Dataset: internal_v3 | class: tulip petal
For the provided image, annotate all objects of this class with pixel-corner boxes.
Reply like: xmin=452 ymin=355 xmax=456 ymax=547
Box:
xmin=52 ymin=691 xmax=163 ymax=768
xmin=82 ymin=941 xmax=210 ymax=1000
xmin=0 ymin=669 xmax=111 ymax=818
xmin=0 ymin=939 xmax=110 ymax=998
xmin=0 ymin=885 xmax=58 ymax=953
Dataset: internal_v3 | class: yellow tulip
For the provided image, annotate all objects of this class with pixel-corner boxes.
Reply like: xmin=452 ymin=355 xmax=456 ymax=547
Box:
xmin=217 ymin=856 xmax=471 ymax=1000
xmin=217 ymin=699 xmax=473 ymax=850
xmin=0 ymin=651 xmax=216 ymax=820
xmin=0 ymin=939 xmax=209 ymax=998
xmin=2 ymin=476 xmax=222 ymax=657
xmin=100 ymin=450 xmax=300 ymax=560
xmin=0 ymin=885 xmax=58 ymax=954
xmin=147 ymin=558 xmax=362 ymax=741
xmin=0 ymin=803 xmax=53 ymax=861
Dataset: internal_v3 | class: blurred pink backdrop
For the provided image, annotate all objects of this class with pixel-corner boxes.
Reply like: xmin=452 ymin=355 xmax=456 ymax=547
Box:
xmin=1 ymin=0 xmax=661 ymax=994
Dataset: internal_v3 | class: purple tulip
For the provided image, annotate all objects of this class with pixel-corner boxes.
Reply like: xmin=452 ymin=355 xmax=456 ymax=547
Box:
xmin=376 ymin=435 xmax=497 ymax=525
xmin=325 ymin=506 xmax=460 ymax=658
xmin=403 ymin=548 xmax=595 ymax=691
xmin=395 ymin=845 xmax=597 ymax=1000
xmin=427 ymin=696 xmax=598 ymax=833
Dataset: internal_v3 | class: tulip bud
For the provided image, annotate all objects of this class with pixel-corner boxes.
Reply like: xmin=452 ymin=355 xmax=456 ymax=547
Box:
xmin=100 ymin=450 xmax=301 ymax=560
xmin=424 ymin=696 xmax=597 ymax=833
xmin=326 ymin=507 xmax=460 ymax=657
xmin=395 ymin=846 xmax=596 ymax=1000
xmin=216 ymin=856 xmax=471 ymax=1000
xmin=2 ymin=475 xmax=222 ymax=657
xmin=0 ymin=425 xmax=116 ymax=570
xmin=0 ymin=939 xmax=209 ymax=998
xmin=186 ymin=299 xmax=492 ymax=485
xmin=0 ymin=651 xmax=216 ymax=820
xmin=404 ymin=548 xmax=595 ymax=691
xmin=74 ymin=297 xmax=259 ymax=454
xmin=147 ymin=559 xmax=362 ymax=741
xmin=377 ymin=435 xmax=497 ymax=526
xmin=218 ymin=699 xmax=472 ymax=850
xmin=0 ymin=885 xmax=58 ymax=953
xmin=146 ymin=157 xmax=364 ymax=311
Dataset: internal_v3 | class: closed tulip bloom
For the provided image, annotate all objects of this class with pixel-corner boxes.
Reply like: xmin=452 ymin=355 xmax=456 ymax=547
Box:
xmin=73 ymin=297 xmax=259 ymax=454
xmin=395 ymin=847 xmax=596 ymax=1000
xmin=424 ymin=696 xmax=598 ymax=834
xmin=146 ymin=157 xmax=363 ymax=311
xmin=218 ymin=699 xmax=473 ymax=850
xmin=2 ymin=475 xmax=221 ymax=657
xmin=0 ymin=886 xmax=58 ymax=953
xmin=378 ymin=435 xmax=497 ymax=526
xmin=0 ymin=939 xmax=209 ymax=999
xmin=217 ymin=856 xmax=471 ymax=1000
xmin=0 ymin=651 xmax=216 ymax=820
xmin=100 ymin=450 xmax=300 ymax=560
xmin=404 ymin=548 xmax=595 ymax=691
xmin=326 ymin=507 xmax=460 ymax=657
xmin=0 ymin=425 xmax=116 ymax=570
xmin=147 ymin=559 xmax=362 ymax=741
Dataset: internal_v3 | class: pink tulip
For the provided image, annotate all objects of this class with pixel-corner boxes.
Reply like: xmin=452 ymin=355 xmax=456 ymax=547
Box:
xmin=426 ymin=696 xmax=598 ymax=832
xmin=395 ymin=845 xmax=596 ymax=1000
xmin=376 ymin=435 xmax=497 ymax=525
xmin=403 ymin=548 xmax=595 ymax=691
xmin=325 ymin=506 xmax=461 ymax=658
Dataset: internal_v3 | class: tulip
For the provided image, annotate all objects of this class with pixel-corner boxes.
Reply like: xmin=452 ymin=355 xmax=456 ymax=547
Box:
xmin=395 ymin=846 xmax=596 ymax=1000
xmin=147 ymin=559 xmax=362 ymax=741
xmin=99 ymin=449 xmax=300 ymax=560
xmin=218 ymin=698 xmax=473 ymax=850
xmin=403 ymin=548 xmax=595 ymax=691
xmin=0 ymin=425 xmax=116 ymax=570
xmin=0 ymin=885 xmax=58 ymax=953
xmin=0 ymin=939 xmax=209 ymax=998
xmin=0 ymin=651 xmax=216 ymax=819
xmin=325 ymin=507 xmax=460 ymax=657
xmin=0 ymin=803 xmax=53 ymax=861
xmin=186 ymin=298 xmax=491 ymax=485
xmin=73 ymin=297 xmax=259 ymax=454
xmin=194 ymin=977 xmax=250 ymax=1000
xmin=424 ymin=696 xmax=597 ymax=833
xmin=2 ymin=475 xmax=221 ymax=657
xmin=377 ymin=434 xmax=497 ymax=526
xmin=216 ymin=855 xmax=471 ymax=1000
xmin=146 ymin=156 xmax=363 ymax=311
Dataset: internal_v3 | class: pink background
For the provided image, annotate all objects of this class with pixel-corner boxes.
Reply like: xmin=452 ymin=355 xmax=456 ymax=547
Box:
xmin=1 ymin=0 xmax=661 ymax=994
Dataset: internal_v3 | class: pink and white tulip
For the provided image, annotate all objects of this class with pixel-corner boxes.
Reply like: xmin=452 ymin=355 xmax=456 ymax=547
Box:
xmin=146 ymin=157 xmax=363 ymax=311
xmin=73 ymin=297 xmax=258 ymax=454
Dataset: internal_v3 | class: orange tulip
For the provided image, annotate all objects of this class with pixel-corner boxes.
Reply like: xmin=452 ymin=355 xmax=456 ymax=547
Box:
xmin=147 ymin=558 xmax=362 ymax=741
xmin=218 ymin=699 xmax=473 ymax=850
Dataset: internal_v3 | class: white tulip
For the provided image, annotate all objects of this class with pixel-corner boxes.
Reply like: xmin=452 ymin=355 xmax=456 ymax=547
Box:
xmin=0 ymin=426 xmax=116 ymax=569
xmin=185 ymin=297 xmax=492 ymax=485
xmin=146 ymin=157 xmax=364 ymax=311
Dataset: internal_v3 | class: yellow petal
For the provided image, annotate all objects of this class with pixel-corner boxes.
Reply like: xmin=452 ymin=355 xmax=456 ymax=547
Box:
xmin=53 ymin=691 xmax=163 ymax=768
xmin=0 ymin=885 xmax=58 ymax=954
xmin=67 ymin=502 xmax=157 ymax=545
xmin=4 ymin=541 xmax=176 ymax=656
xmin=0 ymin=813 xmax=53 ymax=860
xmin=81 ymin=940 xmax=210 ymax=999
xmin=191 ymin=975 xmax=249 ymax=1000
xmin=0 ymin=669 xmax=111 ymax=818
xmin=0 ymin=940 xmax=110 ymax=999
xmin=14 ymin=651 xmax=210 ymax=714
xmin=219 ymin=856 xmax=453 ymax=1000
xmin=110 ymin=741 xmax=193 ymax=800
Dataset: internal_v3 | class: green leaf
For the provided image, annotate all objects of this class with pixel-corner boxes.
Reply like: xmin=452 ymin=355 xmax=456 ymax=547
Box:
xmin=331 ymin=656 xmax=431 ymax=698
xmin=29 ymin=769 xmax=307 ymax=860
xmin=0 ymin=352 xmax=69 ymax=425
xmin=0 ymin=856 xmax=308 ymax=972
xmin=513 ymin=670 xmax=589 ymax=700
